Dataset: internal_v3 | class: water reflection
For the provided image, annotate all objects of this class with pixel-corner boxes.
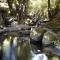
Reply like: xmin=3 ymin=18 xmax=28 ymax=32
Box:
xmin=10 ymin=37 xmax=17 ymax=60
xmin=2 ymin=36 xmax=48 ymax=60
xmin=3 ymin=37 xmax=11 ymax=60
xmin=3 ymin=36 xmax=17 ymax=60
xmin=1 ymin=36 xmax=60 ymax=60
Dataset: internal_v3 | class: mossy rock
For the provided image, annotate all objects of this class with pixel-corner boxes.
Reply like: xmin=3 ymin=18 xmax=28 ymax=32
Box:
xmin=42 ymin=31 xmax=57 ymax=45
xmin=51 ymin=56 xmax=60 ymax=60
xmin=46 ymin=20 xmax=60 ymax=28
xmin=30 ymin=27 xmax=46 ymax=41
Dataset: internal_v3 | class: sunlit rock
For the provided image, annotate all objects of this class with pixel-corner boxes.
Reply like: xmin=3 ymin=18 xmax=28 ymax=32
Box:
xmin=24 ymin=18 xmax=33 ymax=25
xmin=30 ymin=27 xmax=46 ymax=41
xmin=0 ymin=2 xmax=9 ymax=9
xmin=51 ymin=56 xmax=59 ymax=60
xmin=42 ymin=31 xmax=57 ymax=45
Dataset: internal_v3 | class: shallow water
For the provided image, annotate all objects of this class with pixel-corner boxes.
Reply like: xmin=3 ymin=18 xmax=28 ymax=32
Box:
xmin=1 ymin=34 xmax=60 ymax=60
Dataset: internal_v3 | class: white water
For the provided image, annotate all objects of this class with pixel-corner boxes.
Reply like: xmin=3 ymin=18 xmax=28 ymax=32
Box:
xmin=31 ymin=50 xmax=48 ymax=60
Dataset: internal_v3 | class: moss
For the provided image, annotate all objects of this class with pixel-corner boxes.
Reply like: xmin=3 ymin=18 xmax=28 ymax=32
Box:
xmin=35 ymin=27 xmax=46 ymax=33
xmin=46 ymin=20 xmax=60 ymax=28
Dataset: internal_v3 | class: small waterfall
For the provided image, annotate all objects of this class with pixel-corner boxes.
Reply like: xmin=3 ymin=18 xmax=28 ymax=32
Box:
xmin=30 ymin=50 xmax=48 ymax=60
xmin=30 ymin=42 xmax=48 ymax=60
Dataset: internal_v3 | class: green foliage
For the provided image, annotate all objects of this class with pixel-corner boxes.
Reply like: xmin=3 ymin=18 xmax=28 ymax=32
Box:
xmin=0 ymin=0 xmax=60 ymax=24
xmin=28 ymin=0 xmax=48 ymax=18
xmin=50 ymin=0 xmax=57 ymax=9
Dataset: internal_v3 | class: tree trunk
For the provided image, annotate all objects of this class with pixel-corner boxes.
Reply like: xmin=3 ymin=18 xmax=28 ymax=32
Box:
xmin=48 ymin=0 xmax=51 ymax=20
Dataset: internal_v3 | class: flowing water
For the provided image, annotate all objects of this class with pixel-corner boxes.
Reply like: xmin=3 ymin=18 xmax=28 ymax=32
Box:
xmin=0 ymin=30 xmax=60 ymax=60
xmin=1 ymin=36 xmax=48 ymax=60
xmin=31 ymin=50 xmax=48 ymax=60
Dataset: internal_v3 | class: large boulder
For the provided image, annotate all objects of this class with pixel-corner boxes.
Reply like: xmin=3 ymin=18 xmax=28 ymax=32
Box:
xmin=42 ymin=31 xmax=57 ymax=46
xmin=42 ymin=31 xmax=60 ymax=56
xmin=30 ymin=27 xmax=46 ymax=41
